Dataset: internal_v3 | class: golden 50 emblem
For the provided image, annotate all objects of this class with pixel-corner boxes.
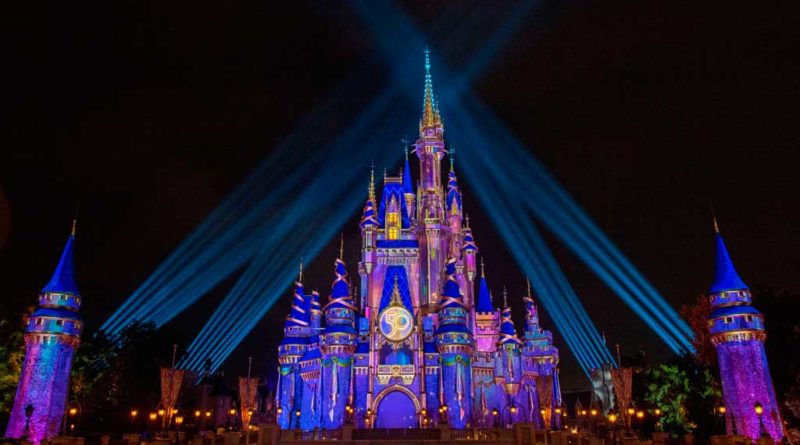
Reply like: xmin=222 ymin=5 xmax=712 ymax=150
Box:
xmin=379 ymin=306 xmax=413 ymax=341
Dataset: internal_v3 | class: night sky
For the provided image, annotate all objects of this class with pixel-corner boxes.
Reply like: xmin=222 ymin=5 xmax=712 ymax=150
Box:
xmin=2 ymin=1 xmax=799 ymax=390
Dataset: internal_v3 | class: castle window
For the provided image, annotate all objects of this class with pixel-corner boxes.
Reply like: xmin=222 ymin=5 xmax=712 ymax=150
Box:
xmin=36 ymin=318 xmax=43 ymax=325
xmin=56 ymin=320 xmax=64 ymax=327
xmin=724 ymin=317 xmax=733 ymax=324
xmin=745 ymin=315 xmax=753 ymax=322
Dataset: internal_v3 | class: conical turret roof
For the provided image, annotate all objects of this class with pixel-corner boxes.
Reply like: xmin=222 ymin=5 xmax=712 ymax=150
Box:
xmin=710 ymin=231 xmax=748 ymax=293
xmin=42 ymin=222 xmax=79 ymax=295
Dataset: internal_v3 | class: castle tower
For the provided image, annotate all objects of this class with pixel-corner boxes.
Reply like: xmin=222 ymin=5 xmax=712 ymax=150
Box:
xmin=495 ymin=290 xmax=524 ymax=426
xmin=297 ymin=290 xmax=323 ymax=431
xmin=6 ymin=222 xmax=84 ymax=443
xmin=707 ymin=222 xmax=783 ymax=441
xmin=522 ymin=283 xmax=561 ymax=429
xmin=320 ymin=259 xmax=357 ymax=430
xmin=474 ymin=261 xmax=499 ymax=353
xmin=276 ymin=279 xmax=310 ymax=429
xmin=435 ymin=258 xmax=473 ymax=428
xmin=415 ymin=48 xmax=448 ymax=307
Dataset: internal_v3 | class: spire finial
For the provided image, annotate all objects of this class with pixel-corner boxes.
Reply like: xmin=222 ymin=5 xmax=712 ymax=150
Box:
xmin=368 ymin=161 xmax=376 ymax=202
xmin=402 ymin=137 xmax=409 ymax=160
xmin=480 ymin=257 xmax=485 ymax=277
xmin=70 ymin=218 xmax=77 ymax=238
xmin=709 ymin=198 xmax=720 ymax=234
xmin=422 ymin=46 xmax=435 ymax=128
xmin=502 ymin=285 xmax=508 ymax=308
xmin=298 ymin=257 xmax=304 ymax=282
xmin=465 ymin=214 xmax=470 ymax=228
xmin=449 ymin=147 xmax=455 ymax=172
xmin=339 ymin=233 xmax=344 ymax=259
xmin=526 ymin=277 xmax=532 ymax=297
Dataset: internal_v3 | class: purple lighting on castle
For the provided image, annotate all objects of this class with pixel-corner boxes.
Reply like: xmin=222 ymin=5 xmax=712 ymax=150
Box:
xmin=707 ymin=223 xmax=784 ymax=442
xmin=6 ymin=223 xmax=83 ymax=444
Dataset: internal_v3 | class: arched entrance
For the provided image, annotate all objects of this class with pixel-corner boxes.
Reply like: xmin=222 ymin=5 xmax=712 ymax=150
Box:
xmin=373 ymin=386 xmax=419 ymax=428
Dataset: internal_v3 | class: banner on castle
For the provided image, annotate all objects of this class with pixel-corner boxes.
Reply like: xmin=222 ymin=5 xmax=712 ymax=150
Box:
xmin=160 ymin=367 xmax=185 ymax=425
xmin=536 ymin=376 xmax=553 ymax=427
xmin=611 ymin=367 xmax=632 ymax=426
xmin=239 ymin=376 xmax=260 ymax=429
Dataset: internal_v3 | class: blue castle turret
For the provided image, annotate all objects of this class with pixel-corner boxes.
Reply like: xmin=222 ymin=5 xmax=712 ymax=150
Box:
xmin=707 ymin=221 xmax=783 ymax=441
xmin=298 ymin=290 xmax=323 ymax=430
xmin=320 ymin=258 xmax=357 ymax=430
xmin=276 ymin=276 xmax=310 ymax=429
xmin=435 ymin=258 xmax=473 ymax=428
xmin=6 ymin=221 xmax=84 ymax=444
xmin=522 ymin=282 xmax=561 ymax=429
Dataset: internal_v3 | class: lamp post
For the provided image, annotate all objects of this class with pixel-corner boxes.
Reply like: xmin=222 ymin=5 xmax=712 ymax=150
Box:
xmin=754 ymin=402 xmax=766 ymax=438
xmin=23 ymin=404 xmax=34 ymax=440
xmin=63 ymin=400 xmax=81 ymax=436
xmin=492 ymin=408 xmax=499 ymax=428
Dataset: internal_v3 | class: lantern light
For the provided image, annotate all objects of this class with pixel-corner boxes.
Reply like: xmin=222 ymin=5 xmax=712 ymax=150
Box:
xmin=636 ymin=411 xmax=645 ymax=419
xmin=754 ymin=402 xmax=763 ymax=416
xmin=194 ymin=410 xmax=201 ymax=418
xmin=175 ymin=416 xmax=184 ymax=425
xmin=158 ymin=408 xmax=166 ymax=417
xmin=149 ymin=413 xmax=158 ymax=421
xmin=718 ymin=406 xmax=727 ymax=415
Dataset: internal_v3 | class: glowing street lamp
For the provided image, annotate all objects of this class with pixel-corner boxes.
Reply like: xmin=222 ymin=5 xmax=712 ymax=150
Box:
xmin=608 ymin=413 xmax=618 ymax=424
xmin=130 ymin=409 xmax=139 ymax=419
xmin=717 ymin=406 xmax=727 ymax=415
xmin=175 ymin=416 xmax=184 ymax=426
xmin=194 ymin=410 xmax=201 ymax=418
xmin=158 ymin=408 xmax=166 ymax=417
xmin=590 ymin=409 xmax=598 ymax=417
xmin=754 ymin=402 xmax=766 ymax=438
xmin=149 ymin=413 xmax=158 ymax=422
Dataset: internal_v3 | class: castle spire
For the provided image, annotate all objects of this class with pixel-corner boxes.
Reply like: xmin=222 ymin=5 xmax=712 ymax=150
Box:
xmin=475 ymin=259 xmax=494 ymax=313
xmin=41 ymin=220 xmax=80 ymax=295
xmin=422 ymin=47 xmax=435 ymax=128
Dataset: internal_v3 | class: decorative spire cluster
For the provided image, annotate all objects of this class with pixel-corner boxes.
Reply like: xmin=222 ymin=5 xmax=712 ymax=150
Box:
xmin=420 ymin=47 xmax=443 ymax=131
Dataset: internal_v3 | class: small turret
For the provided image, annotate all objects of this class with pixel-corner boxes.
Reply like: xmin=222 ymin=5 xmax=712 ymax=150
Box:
xmin=461 ymin=216 xmax=478 ymax=280
xmin=474 ymin=260 xmax=499 ymax=353
xmin=402 ymin=145 xmax=415 ymax=219
xmin=321 ymin=258 xmax=357 ymax=430
xmin=435 ymin=258 xmax=474 ymax=428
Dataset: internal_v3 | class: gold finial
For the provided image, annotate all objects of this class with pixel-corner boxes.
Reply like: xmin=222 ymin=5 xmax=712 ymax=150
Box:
xmin=502 ymin=285 xmax=508 ymax=308
xmin=298 ymin=257 xmax=304 ymax=282
xmin=480 ymin=257 xmax=485 ymax=278
xmin=422 ymin=47 xmax=436 ymax=128
xmin=70 ymin=218 xmax=77 ymax=238
xmin=464 ymin=214 xmax=470 ymax=228
xmin=709 ymin=198 xmax=720 ymax=234
xmin=368 ymin=162 xmax=376 ymax=203
xmin=526 ymin=277 xmax=531 ymax=297
xmin=389 ymin=273 xmax=402 ymax=306
xmin=339 ymin=233 xmax=344 ymax=259
xmin=402 ymin=137 xmax=409 ymax=160
xmin=449 ymin=147 xmax=455 ymax=172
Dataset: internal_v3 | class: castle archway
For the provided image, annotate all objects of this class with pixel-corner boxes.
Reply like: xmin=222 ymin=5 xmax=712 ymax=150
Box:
xmin=373 ymin=385 xmax=420 ymax=428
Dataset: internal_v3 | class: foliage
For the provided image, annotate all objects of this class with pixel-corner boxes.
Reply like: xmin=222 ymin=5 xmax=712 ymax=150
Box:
xmin=679 ymin=295 xmax=717 ymax=369
xmin=634 ymin=355 xmax=721 ymax=438
xmin=0 ymin=307 xmax=30 ymax=426
xmin=68 ymin=321 xmax=186 ymax=432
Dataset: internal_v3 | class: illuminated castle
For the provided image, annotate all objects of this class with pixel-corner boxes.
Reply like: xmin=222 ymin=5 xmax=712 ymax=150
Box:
xmin=6 ymin=222 xmax=83 ymax=443
xmin=275 ymin=50 xmax=562 ymax=431
xmin=707 ymin=220 xmax=783 ymax=442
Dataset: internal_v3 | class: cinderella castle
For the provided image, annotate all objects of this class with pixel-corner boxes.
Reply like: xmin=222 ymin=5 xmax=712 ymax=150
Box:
xmin=274 ymin=50 xmax=562 ymax=431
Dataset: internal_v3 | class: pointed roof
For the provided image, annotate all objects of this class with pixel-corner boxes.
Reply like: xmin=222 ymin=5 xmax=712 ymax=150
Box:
xmin=402 ymin=151 xmax=413 ymax=195
xmin=475 ymin=261 xmax=494 ymax=313
xmin=710 ymin=231 xmax=748 ymax=293
xmin=499 ymin=286 xmax=522 ymax=345
xmin=42 ymin=221 xmax=80 ymax=295
xmin=324 ymin=259 xmax=356 ymax=311
xmin=446 ymin=169 xmax=462 ymax=214
xmin=438 ymin=258 xmax=465 ymax=309
xmin=283 ymin=281 xmax=310 ymax=329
